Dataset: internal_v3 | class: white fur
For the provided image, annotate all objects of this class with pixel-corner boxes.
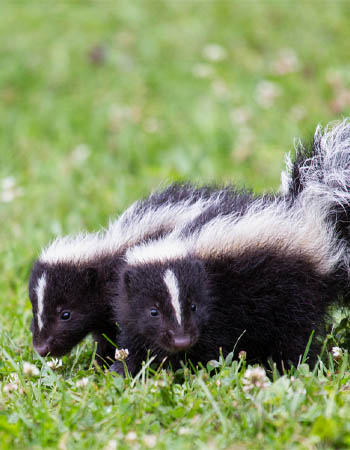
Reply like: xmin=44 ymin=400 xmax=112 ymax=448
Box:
xmin=278 ymin=119 xmax=350 ymax=272
xmin=280 ymin=151 xmax=293 ymax=194
xmin=125 ymin=235 xmax=188 ymax=265
xmin=35 ymin=273 xmax=47 ymax=331
xmin=40 ymin=120 xmax=350 ymax=278
xmin=126 ymin=193 xmax=344 ymax=276
xmin=39 ymin=196 xmax=210 ymax=265
xmin=164 ymin=269 xmax=181 ymax=326
xmin=120 ymin=121 xmax=350 ymax=275
xmin=189 ymin=197 xmax=343 ymax=274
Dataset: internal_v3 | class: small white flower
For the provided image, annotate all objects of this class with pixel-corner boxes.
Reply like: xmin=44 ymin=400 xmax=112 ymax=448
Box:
xmin=76 ymin=377 xmax=89 ymax=388
xmin=289 ymin=105 xmax=306 ymax=122
xmin=23 ymin=362 xmax=40 ymax=377
xmin=272 ymin=49 xmax=300 ymax=75
xmin=1 ymin=176 xmax=16 ymax=190
xmin=216 ymin=379 xmax=221 ymax=387
xmin=104 ymin=440 xmax=117 ymax=450
xmin=108 ymin=105 xmax=141 ymax=131
xmin=71 ymin=144 xmax=90 ymax=166
xmin=256 ymin=80 xmax=281 ymax=108
xmin=47 ymin=358 xmax=63 ymax=369
xmin=332 ymin=346 xmax=343 ymax=362
xmin=230 ymin=107 xmax=251 ymax=125
xmin=1 ymin=176 xmax=23 ymax=203
xmin=9 ymin=373 xmax=19 ymax=383
xmin=179 ymin=427 xmax=190 ymax=435
xmin=211 ymin=80 xmax=229 ymax=99
xmin=115 ymin=348 xmax=129 ymax=361
xmin=242 ymin=367 xmax=269 ymax=392
xmin=125 ymin=431 xmax=137 ymax=443
xmin=3 ymin=383 xmax=18 ymax=393
xmin=192 ymin=63 xmax=214 ymax=78
xmin=143 ymin=434 xmax=157 ymax=448
xmin=202 ymin=44 xmax=227 ymax=62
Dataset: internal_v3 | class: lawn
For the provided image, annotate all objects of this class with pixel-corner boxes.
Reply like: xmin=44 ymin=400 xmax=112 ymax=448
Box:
xmin=1 ymin=1 xmax=350 ymax=448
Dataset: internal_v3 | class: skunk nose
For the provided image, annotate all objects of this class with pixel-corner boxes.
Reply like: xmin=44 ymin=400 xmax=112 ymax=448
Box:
xmin=34 ymin=343 xmax=50 ymax=356
xmin=172 ymin=335 xmax=191 ymax=351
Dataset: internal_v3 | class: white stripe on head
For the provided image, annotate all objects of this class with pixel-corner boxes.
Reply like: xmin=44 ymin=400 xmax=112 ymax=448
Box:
xmin=35 ymin=273 xmax=47 ymax=331
xmin=163 ymin=269 xmax=181 ymax=326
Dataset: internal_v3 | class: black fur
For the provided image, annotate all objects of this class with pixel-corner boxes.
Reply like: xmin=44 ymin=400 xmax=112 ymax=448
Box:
xmin=110 ymin=260 xmax=211 ymax=375
xmin=110 ymin=248 xmax=342 ymax=375
xmin=29 ymin=256 xmax=120 ymax=364
xmin=29 ymin=121 xmax=350 ymax=373
xmin=28 ymin=183 xmax=240 ymax=364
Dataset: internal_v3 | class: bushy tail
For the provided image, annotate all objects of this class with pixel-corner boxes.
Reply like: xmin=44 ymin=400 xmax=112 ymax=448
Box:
xmin=282 ymin=119 xmax=350 ymax=239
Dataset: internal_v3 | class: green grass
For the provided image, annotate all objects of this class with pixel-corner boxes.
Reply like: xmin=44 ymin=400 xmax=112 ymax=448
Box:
xmin=1 ymin=1 xmax=350 ymax=448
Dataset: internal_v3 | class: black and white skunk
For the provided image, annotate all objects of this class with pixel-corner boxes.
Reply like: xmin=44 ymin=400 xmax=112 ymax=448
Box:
xmin=110 ymin=120 xmax=350 ymax=375
xmin=28 ymin=183 xmax=235 ymax=364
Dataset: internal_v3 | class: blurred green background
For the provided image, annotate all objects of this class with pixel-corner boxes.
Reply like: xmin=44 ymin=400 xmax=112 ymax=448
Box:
xmin=2 ymin=2 xmax=350 ymax=448
xmin=1 ymin=0 xmax=350 ymax=357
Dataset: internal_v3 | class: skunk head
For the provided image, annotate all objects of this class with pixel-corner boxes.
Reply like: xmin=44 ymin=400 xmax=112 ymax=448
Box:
xmin=29 ymin=261 xmax=103 ymax=357
xmin=118 ymin=259 xmax=210 ymax=355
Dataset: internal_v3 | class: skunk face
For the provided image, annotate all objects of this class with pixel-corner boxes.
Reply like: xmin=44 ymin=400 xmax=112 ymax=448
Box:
xmin=29 ymin=261 xmax=100 ymax=357
xmin=118 ymin=259 xmax=210 ymax=355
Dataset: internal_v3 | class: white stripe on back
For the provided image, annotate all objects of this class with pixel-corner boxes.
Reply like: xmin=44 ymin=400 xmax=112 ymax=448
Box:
xmin=163 ymin=269 xmax=181 ymax=326
xmin=35 ymin=273 xmax=47 ymax=331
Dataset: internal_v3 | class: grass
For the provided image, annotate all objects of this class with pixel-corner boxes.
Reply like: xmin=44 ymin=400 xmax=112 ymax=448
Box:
xmin=1 ymin=1 xmax=350 ymax=448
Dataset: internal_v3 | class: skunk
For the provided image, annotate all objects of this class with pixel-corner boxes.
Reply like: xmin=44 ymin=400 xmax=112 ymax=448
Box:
xmin=28 ymin=183 xmax=236 ymax=364
xmin=110 ymin=120 xmax=350 ymax=375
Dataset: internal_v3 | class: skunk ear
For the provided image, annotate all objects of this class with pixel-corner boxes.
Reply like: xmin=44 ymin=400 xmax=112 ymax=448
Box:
xmin=191 ymin=259 xmax=204 ymax=276
xmin=84 ymin=267 xmax=98 ymax=288
xmin=123 ymin=269 xmax=135 ymax=294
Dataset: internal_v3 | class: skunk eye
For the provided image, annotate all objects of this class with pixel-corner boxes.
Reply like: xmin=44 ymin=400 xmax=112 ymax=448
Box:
xmin=191 ymin=303 xmax=197 ymax=312
xmin=60 ymin=311 xmax=71 ymax=321
xmin=150 ymin=308 xmax=159 ymax=317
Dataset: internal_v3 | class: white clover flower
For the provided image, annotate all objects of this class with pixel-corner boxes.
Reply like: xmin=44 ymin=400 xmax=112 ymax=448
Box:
xmin=76 ymin=377 xmax=89 ymax=388
xmin=1 ymin=176 xmax=23 ymax=203
xmin=332 ymin=346 xmax=343 ymax=362
xmin=256 ymin=80 xmax=282 ymax=108
xmin=272 ymin=49 xmax=300 ymax=75
xmin=211 ymin=79 xmax=229 ymax=99
xmin=192 ymin=63 xmax=214 ymax=79
xmin=242 ymin=367 xmax=269 ymax=392
xmin=2 ymin=176 xmax=16 ymax=190
xmin=108 ymin=104 xmax=141 ymax=131
xmin=125 ymin=431 xmax=137 ymax=443
xmin=47 ymin=358 xmax=63 ymax=369
xmin=289 ymin=105 xmax=306 ymax=122
xmin=71 ymin=144 xmax=90 ymax=166
xmin=230 ymin=107 xmax=251 ymax=125
xmin=143 ymin=434 xmax=157 ymax=448
xmin=23 ymin=362 xmax=40 ymax=377
xmin=104 ymin=440 xmax=117 ymax=450
xmin=115 ymin=348 xmax=129 ymax=361
xmin=9 ymin=373 xmax=19 ymax=383
xmin=3 ymin=382 xmax=18 ymax=393
xmin=202 ymin=44 xmax=227 ymax=62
